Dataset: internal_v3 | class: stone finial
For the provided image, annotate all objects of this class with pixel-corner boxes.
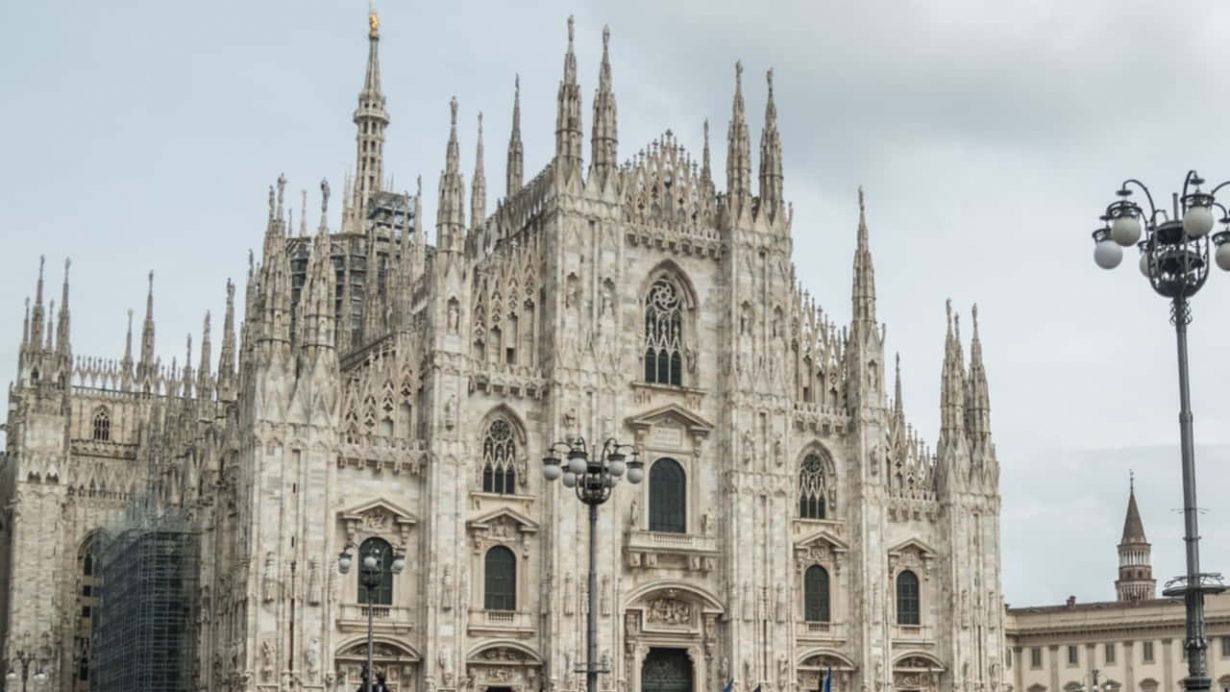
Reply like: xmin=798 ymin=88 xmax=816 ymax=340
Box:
xmin=567 ymin=15 xmax=575 ymax=47
xmin=449 ymin=96 xmax=458 ymax=127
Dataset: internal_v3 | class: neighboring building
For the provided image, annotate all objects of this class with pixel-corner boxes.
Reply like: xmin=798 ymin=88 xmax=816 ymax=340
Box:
xmin=0 ymin=13 xmax=1006 ymax=692
xmin=1005 ymin=484 xmax=1230 ymax=692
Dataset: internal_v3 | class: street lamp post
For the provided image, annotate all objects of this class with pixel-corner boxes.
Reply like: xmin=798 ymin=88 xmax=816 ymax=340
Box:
xmin=4 ymin=649 xmax=47 ymax=692
xmin=1091 ymin=170 xmax=1230 ymax=692
xmin=1076 ymin=669 xmax=1105 ymax=692
xmin=338 ymin=542 xmax=406 ymax=692
xmin=542 ymin=437 xmax=643 ymax=692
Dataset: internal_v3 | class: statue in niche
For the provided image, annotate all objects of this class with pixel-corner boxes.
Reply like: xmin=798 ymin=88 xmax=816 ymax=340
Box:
xmin=439 ymin=648 xmax=454 ymax=686
xmin=629 ymin=499 xmax=641 ymax=529
xmin=741 ymin=431 xmax=754 ymax=466
xmin=447 ymin=300 xmax=460 ymax=333
xmin=445 ymin=394 xmax=457 ymax=429
xmin=777 ymin=654 xmax=789 ymax=691
xmin=305 ymin=637 xmax=320 ymax=681
xmin=261 ymin=552 xmax=276 ymax=603
xmin=702 ymin=512 xmax=713 ymax=536
xmin=260 ymin=640 xmax=274 ymax=681
xmin=773 ymin=433 xmax=784 ymax=466
xmin=441 ymin=565 xmax=454 ymax=610
xmin=741 ymin=583 xmax=752 ymax=620
xmin=307 ymin=558 xmax=321 ymax=605
xmin=775 ymin=583 xmax=787 ymax=622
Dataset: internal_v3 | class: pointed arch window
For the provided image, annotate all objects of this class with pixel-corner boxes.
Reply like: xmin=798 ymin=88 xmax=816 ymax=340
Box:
xmin=799 ymin=453 xmax=828 ymax=519
xmin=481 ymin=417 xmax=517 ymax=494
xmin=358 ymin=537 xmax=394 ymax=606
xmin=91 ymin=408 xmax=111 ymax=442
xmin=649 ymin=458 xmax=686 ymax=534
xmin=644 ymin=278 xmax=684 ymax=386
xmin=484 ymin=546 xmax=517 ymax=611
xmin=804 ymin=565 xmax=831 ymax=622
xmin=896 ymin=570 xmax=920 ymax=625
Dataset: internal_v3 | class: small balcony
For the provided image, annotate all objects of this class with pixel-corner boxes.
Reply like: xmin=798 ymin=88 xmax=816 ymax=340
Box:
xmin=624 ymin=530 xmax=719 ymax=572
xmin=795 ymin=620 xmax=848 ymax=643
xmin=337 ymin=604 xmax=414 ymax=634
xmin=466 ymin=608 xmax=536 ymax=637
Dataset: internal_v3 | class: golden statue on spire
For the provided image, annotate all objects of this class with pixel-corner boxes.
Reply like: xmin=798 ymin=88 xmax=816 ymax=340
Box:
xmin=369 ymin=10 xmax=380 ymax=39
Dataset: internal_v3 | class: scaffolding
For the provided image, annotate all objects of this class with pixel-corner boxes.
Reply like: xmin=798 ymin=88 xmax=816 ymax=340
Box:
xmin=91 ymin=512 xmax=199 ymax=692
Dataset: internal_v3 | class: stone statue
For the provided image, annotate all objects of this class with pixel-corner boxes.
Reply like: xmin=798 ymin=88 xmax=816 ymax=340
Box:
xmin=447 ymin=300 xmax=460 ymax=333
xmin=307 ymin=558 xmax=321 ymax=605
xmin=442 ymin=565 xmax=454 ymax=610
xmin=629 ymin=499 xmax=641 ymax=528
xmin=261 ymin=552 xmax=276 ymax=603
xmin=305 ymin=637 xmax=320 ymax=681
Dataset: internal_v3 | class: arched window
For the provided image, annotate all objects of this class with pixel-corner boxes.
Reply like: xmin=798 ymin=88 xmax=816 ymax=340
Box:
xmin=799 ymin=453 xmax=828 ymax=519
xmin=358 ymin=538 xmax=394 ymax=606
xmin=92 ymin=408 xmax=111 ymax=442
xmin=804 ymin=565 xmax=831 ymax=622
xmin=896 ymin=570 xmax=920 ymax=625
xmin=649 ymin=458 xmax=686 ymax=534
xmin=484 ymin=546 xmax=517 ymax=611
xmin=481 ymin=417 xmax=517 ymax=494
xmin=644 ymin=278 xmax=684 ymax=386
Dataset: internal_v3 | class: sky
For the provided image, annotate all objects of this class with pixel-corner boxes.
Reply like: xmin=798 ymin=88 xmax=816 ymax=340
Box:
xmin=2 ymin=0 xmax=1229 ymax=607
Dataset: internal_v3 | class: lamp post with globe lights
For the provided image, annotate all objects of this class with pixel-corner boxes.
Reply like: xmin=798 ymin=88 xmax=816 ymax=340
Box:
xmin=1091 ymin=170 xmax=1229 ymax=692
xmin=338 ymin=542 xmax=406 ymax=692
xmin=5 ymin=649 xmax=46 ymax=692
xmin=542 ymin=437 xmax=643 ymax=692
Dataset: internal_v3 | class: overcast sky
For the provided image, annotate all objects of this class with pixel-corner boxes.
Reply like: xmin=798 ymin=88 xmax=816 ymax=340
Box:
xmin=3 ymin=0 xmax=1229 ymax=607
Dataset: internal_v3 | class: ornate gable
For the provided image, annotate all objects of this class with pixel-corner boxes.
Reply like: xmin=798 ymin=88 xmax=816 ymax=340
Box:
xmin=886 ymin=537 xmax=937 ymax=579
xmin=466 ymin=507 xmax=539 ymax=554
xmin=793 ymin=528 xmax=850 ymax=574
xmin=625 ymin=403 xmax=713 ymax=455
xmin=338 ymin=498 xmax=418 ymax=547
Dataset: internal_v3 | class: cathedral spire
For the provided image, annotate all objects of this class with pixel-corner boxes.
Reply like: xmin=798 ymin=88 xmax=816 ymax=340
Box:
xmin=138 ymin=271 xmax=156 ymax=383
xmin=507 ymin=76 xmax=524 ymax=197
xmin=701 ymin=119 xmax=712 ymax=184
xmin=217 ymin=279 xmax=237 ymax=400
xmin=966 ymin=304 xmax=992 ymax=450
xmin=29 ymin=256 xmax=45 ymax=352
xmin=471 ymin=112 xmax=487 ymax=230
xmin=121 ymin=308 xmax=134 ymax=390
xmin=852 ymin=187 xmax=877 ymax=327
xmin=757 ymin=69 xmax=783 ymax=219
xmin=351 ymin=9 xmax=390 ymax=225
xmin=300 ymin=179 xmax=337 ymax=352
xmin=437 ymin=98 xmax=467 ymax=253
xmin=197 ymin=311 xmax=212 ymax=401
xmin=1116 ymin=478 xmax=1156 ymax=601
xmin=589 ymin=25 xmax=618 ymax=184
xmin=554 ymin=16 xmax=583 ymax=174
xmin=55 ymin=258 xmax=71 ymax=358
xmin=726 ymin=61 xmax=751 ymax=205
xmin=181 ymin=333 xmax=194 ymax=399
xmin=938 ymin=300 xmax=967 ymax=451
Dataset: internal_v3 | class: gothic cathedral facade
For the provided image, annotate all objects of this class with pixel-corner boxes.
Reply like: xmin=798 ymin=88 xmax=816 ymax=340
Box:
xmin=0 ymin=15 xmax=1005 ymax=692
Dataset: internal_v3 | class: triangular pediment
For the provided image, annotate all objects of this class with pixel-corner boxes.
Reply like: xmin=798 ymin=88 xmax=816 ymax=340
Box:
xmin=339 ymin=498 xmax=418 ymax=527
xmin=887 ymin=537 xmax=937 ymax=558
xmin=467 ymin=507 xmax=539 ymax=534
xmin=795 ymin=528 xmax=850 ymax=553
xmin=624 ymin=404 xmax=713 ymax=436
